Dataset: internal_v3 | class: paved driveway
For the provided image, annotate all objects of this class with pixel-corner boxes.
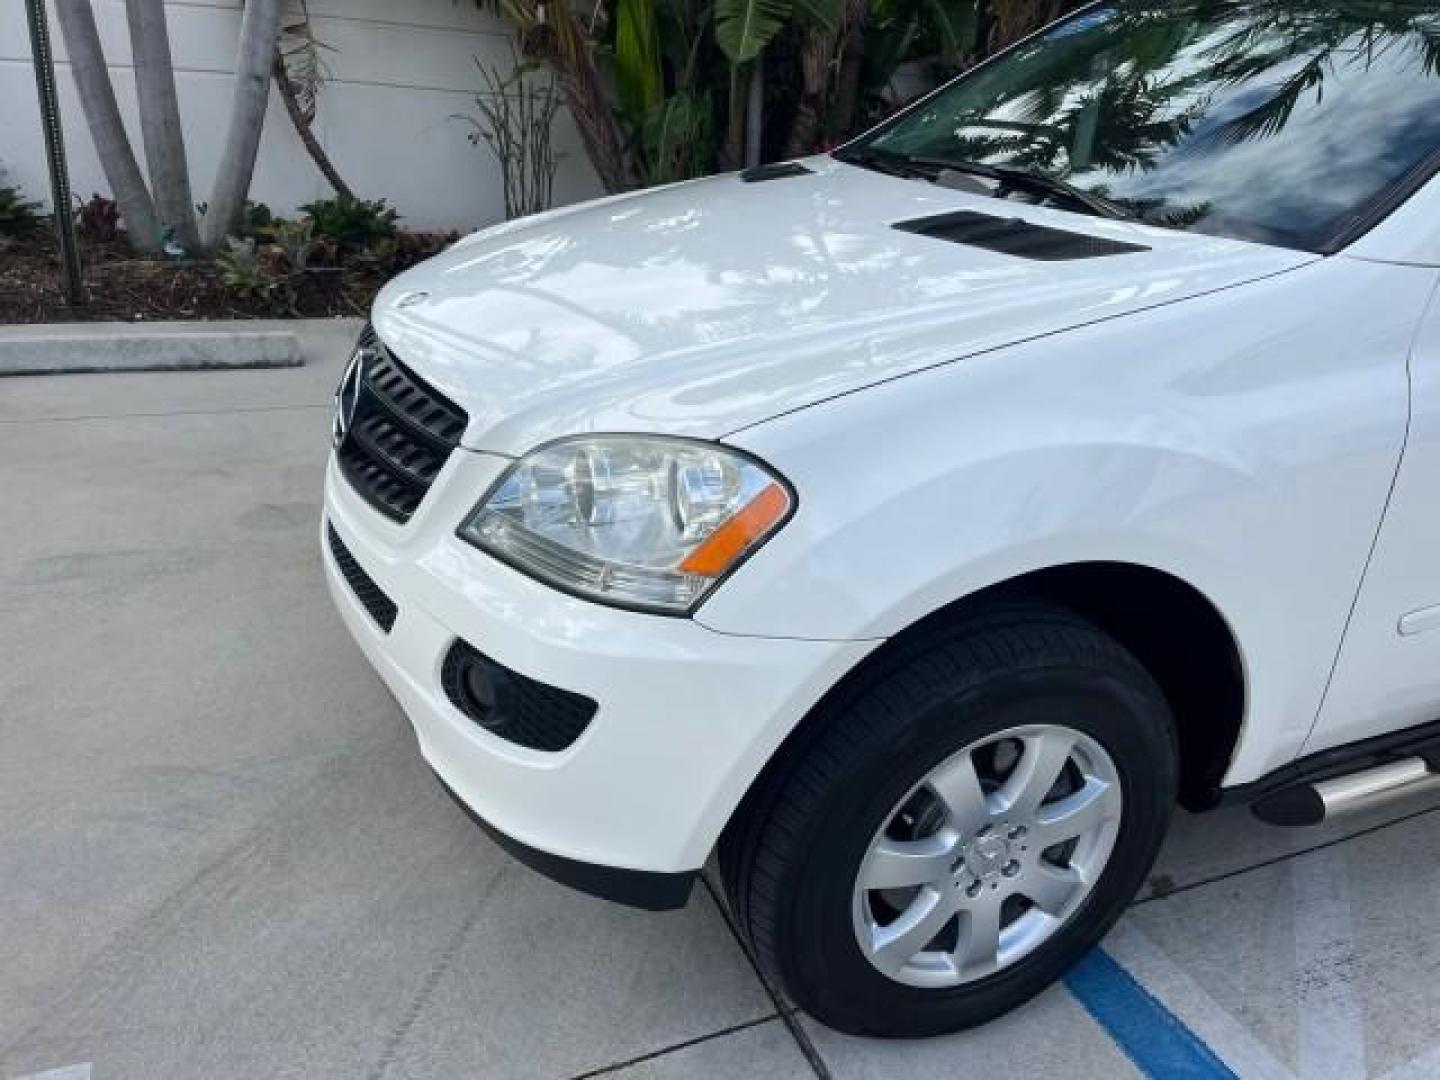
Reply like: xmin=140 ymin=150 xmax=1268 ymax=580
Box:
xmin=3 ymin=320 xmax=1440 ymax=1079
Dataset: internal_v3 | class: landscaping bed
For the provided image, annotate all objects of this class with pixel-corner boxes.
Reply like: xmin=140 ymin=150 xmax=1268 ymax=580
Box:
xmin=0 ymin=196 xmax=458 ymax=325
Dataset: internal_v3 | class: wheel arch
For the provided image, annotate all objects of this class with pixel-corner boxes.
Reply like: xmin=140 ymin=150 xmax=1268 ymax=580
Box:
xmin=992 ymin=562 xmax=1247 ymax=809
xmin=721 ymin=561 xmax=1246 ymax=872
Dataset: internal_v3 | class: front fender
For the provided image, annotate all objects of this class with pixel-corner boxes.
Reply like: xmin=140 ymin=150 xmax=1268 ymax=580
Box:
xmin=703 ymin=256 xmax=1425 ymax=783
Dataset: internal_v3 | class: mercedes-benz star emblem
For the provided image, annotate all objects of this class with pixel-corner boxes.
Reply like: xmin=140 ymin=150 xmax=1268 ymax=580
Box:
xmin=332 ymin=346 xmax=367 ymax=448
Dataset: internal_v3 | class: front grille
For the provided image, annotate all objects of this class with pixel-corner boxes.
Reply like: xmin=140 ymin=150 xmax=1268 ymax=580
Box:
xmin=441 ymin=639 xmax=598 ymax=752
xmin=327 ymin=523 xmax=398 ymax=632
xmin=336 ymin=326 xmax=468 ymax=523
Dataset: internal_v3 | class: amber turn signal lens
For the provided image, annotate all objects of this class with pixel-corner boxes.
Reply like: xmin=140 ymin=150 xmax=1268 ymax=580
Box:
xmin=679 ymin=483 xmax=791 ymax=577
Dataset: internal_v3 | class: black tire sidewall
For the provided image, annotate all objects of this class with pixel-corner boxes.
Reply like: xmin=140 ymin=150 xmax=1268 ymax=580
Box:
xmin=775 ymin=664 xmax=1176 ymax=1036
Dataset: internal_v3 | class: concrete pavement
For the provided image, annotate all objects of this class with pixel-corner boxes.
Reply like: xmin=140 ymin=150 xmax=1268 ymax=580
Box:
xmin=3 ymin=319 xmax=1440 ymax=1078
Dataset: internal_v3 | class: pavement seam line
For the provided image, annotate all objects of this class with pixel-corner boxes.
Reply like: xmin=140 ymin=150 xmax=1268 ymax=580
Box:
xmin=1132 ymin=799 xmax=1440 ymax=908
xmin=699 ymin=873 xmax=834 ymax=1080
xmin=566 ymin=1015 xmax=783 ymax=1079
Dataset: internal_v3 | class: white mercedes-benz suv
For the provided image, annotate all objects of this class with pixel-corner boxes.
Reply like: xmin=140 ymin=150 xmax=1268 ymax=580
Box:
xmin=323 ymin=0 xmax=1440 ymax=1036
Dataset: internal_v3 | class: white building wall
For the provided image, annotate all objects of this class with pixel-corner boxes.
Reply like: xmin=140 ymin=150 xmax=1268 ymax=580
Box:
xmin=0 ymin=0 xmax=603 ymax=234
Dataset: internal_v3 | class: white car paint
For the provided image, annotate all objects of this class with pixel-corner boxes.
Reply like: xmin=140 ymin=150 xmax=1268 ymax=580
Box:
xmin=324 ymin=152 xmax=1440 ymax=878
xmin=372 ymin=156 xmax=1310 ymax=455
xmin=323 ymin=455 xmax=874 ymax=871
xmin=1311 ymin=278 xmax=1440 ymax=755
xmin=701 ymin=248 xmax=1433 ymax=782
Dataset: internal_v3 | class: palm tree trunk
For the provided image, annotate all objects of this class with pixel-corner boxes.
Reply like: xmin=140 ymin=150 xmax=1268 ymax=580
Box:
xmin=273 ymin=52 xmax=353 ymax=199
xmin=551 ymin=43 xmax=632 ymax=193
xmin=988 ymin=0 xmax=1071 ymax=52
xmin=829 ymin=0 xmax=869 ymax=141
xmin=785 ymin=26 xmax=835 ymax=157
xmin=722 ymin=64 xmax=746 ymax=169
xmin=52 ymin=0 xmax=161 ymax=251
xmin=514 ymin=2 xmax=632 ymax=193
xmin=744 ymin=57 xmax=763 ymax=168
xmin=202 ymin=0 xmax=284 ymax=250
xmin=125 ymin=0 xmax=200 ymax=251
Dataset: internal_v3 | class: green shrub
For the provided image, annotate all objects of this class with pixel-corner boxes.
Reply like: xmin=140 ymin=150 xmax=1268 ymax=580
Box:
xmin=0 ymin=174 xmax=41 ymax=236
xmin=216 ymin=236 xmax=280 ymax=300
xmin=216 ymin=225 xmax=343 ymax=314
xmin=300 ymin=195 xmax=399 ymax=250
xmin=270 ymin=218 xmax=316 ymax=273
xmin=243 ymin=201 xmax=275 ymax=236
xmin=196 ymin=199 xmax=274 ymax=240
xmin=363 ymin=229 xmax=459 ymax=276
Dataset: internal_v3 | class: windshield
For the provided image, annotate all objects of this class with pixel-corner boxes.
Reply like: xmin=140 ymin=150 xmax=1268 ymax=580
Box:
xmin=844 ymin=1 xmax=1440 ymax=252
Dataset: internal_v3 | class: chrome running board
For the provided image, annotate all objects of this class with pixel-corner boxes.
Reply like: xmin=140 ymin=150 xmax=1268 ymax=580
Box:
xmin=1253 ymin=756 xmax=1440 ymax=826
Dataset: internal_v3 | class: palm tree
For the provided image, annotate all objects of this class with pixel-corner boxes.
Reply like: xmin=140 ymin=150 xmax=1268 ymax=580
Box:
xmin=201 ymin=0 xmax=286 ymax=248
xmin=504 ymin=0 xmax=635 ymax=192
xmin=273 ymin=0 xmax=355 ymax=199
xmin=54 ymin=0 xmax=287 ymax=253
xmin=52 ymin=0 xmax=162 ymax=251
xmin=126 ymin=0 xmax=201 ymax=250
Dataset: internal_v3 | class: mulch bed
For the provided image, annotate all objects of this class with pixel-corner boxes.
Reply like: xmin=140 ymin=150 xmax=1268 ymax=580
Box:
xmin=1 ymin=230 xmax=384 ymax=324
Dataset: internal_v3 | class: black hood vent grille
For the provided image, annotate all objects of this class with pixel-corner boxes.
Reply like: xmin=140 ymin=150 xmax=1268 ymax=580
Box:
xmin=740 ymin=161 xmax=814 ymax=183
xmin=894 ymin=210 xmax=1148 ymax=261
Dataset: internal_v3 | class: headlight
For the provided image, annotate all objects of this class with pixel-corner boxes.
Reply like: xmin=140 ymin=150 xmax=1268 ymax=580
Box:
xmin=458 ymin=436 xmax=794 ymax=614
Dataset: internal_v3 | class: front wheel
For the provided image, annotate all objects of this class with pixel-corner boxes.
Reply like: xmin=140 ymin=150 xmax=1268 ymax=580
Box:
xmin=720 ymin=605 xmax=1178 ymax=1037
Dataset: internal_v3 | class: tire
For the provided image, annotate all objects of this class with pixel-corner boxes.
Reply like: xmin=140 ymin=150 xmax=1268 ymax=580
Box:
xmin=719 ymin=603 xmax=1178 ymax=1037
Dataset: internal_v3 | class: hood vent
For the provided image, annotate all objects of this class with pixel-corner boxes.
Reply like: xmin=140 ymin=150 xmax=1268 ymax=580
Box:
xmin=894 ymin=210 xmax=1148 ymax=261
xmin=740 ymin=161 xmax=814 ymax=183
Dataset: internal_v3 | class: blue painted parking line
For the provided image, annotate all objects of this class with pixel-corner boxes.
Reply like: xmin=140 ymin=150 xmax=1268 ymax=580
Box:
xmin=1065 ymin=948 xmax=1237 ymax=1079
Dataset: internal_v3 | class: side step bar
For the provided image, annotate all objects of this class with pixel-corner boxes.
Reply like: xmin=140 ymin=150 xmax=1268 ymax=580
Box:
xmin=1253 ymin=756 xmax=1440 ymax=826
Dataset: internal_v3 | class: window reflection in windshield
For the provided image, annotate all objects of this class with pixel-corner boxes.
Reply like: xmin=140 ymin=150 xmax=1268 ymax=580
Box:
xmin=853 ymin=2 xmax=1440 ymax=251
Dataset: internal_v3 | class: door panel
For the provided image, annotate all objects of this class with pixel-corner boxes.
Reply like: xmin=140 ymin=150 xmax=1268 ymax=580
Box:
xmin=1308 ymin=272 xmax=1440 ymax=755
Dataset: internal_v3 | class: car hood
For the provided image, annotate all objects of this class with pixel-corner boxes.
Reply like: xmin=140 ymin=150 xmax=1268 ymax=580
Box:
xmin=373 ymin=155 xmax=1314 ymax=456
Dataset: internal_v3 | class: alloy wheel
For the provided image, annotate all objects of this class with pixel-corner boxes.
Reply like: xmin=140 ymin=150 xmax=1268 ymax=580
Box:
xmin=851 ymin=724 xmax=1123 ymax=989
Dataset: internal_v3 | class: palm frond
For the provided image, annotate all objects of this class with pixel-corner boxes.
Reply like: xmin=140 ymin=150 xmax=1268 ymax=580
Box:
xmin=275 ymin=0 xmax=329 ymax=124
xmin=713 ymin=0 xmax=791 ymax=64
xmin=1413 ymin=18 xmax=1440 ymax=77
xmin=640 ymin=89 xmax=713 ymax=182
xmin=917 ymin=0 xmax=978 ymax=67
xmin=792 ymin=0 xmax=843 ymax=34
xmin=1205 ymin=51 xmax=1329 ymax=148
xmin=615 ymin=0 xmax=664 ymax=115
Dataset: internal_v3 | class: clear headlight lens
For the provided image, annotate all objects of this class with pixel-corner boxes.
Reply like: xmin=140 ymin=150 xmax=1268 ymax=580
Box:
xmin=459 ymin=436 xmax=794 ymax=613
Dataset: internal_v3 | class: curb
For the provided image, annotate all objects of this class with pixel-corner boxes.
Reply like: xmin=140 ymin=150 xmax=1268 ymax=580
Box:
xmin=0 ymin=321 xmax=306 ymax=376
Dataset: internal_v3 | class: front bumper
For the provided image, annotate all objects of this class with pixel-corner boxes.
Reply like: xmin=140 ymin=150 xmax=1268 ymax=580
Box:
xmin=322 ymin=450 xmax=873 ymax=907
